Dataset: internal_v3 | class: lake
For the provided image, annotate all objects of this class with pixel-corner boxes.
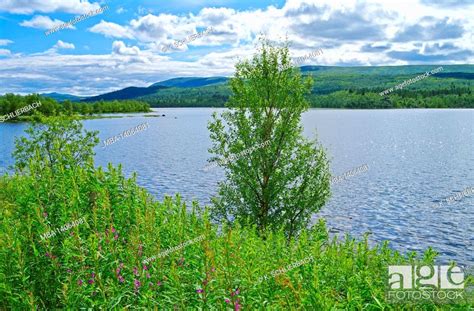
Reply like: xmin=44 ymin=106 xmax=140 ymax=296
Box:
xmin=1 ymin=108 xmax=473 ymax=265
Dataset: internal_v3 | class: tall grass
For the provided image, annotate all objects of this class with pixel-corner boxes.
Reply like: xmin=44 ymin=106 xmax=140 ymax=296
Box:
xmin=0 ymin=155 xmax=472 ymax=309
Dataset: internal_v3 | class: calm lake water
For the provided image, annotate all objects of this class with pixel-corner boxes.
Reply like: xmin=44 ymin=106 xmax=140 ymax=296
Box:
xmin=1 ymin=108 xmax=473 ymax=265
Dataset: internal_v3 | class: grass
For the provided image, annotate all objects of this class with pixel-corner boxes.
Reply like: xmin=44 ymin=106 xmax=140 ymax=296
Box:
xmin=0 ymin=161 xmax=472 ymax=309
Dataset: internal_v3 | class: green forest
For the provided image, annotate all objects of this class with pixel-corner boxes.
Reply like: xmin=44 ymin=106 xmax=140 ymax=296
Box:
xmin=138 ymin=82 xmax=473 ymax=109
xmin=135 ymin=65 xmax=474 ymax=108
xmin=0 ymin=94 xmax=151 ymax=122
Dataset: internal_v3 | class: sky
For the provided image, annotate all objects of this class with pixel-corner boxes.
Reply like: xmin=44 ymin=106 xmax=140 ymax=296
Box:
xmin=0 ymin=0 xmax=473 ymax=96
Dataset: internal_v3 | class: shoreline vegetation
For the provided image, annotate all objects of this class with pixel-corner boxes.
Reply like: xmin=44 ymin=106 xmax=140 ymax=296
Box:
xmin=1 ymin=117 xmax=473 ymax=309
xmin=0 ymin=94 xmax=151 ymax=123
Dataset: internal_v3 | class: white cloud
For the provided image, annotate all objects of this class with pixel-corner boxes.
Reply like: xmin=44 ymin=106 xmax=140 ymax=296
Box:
xmin=0 ymin=39 xmax=13 ymax=46
xmin=54 ymin=40 xmax=75 ymax=49
xmin=112 ymin=41 xmax=140 ymax=55
xmin=40 ymin=40 xmax=75 ymax=55
xmin=0 ymin=0 xmax=101 ymax=14
xmin=20 ymin=15 xmax=75 ymax=30
xmin=0 ymin=49 xmax=12 ymax=57
xmin=88 ymin=20 xmax=134 ymax=39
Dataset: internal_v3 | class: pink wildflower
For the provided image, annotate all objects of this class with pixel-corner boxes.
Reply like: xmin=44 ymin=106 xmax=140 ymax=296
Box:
xmin=134 ymin=279 xmax=141 ymax=291
xmin=235 ymin=298 xmax=241 ymax=311
xmin=196 ymin=289 xmax=204 ymax=294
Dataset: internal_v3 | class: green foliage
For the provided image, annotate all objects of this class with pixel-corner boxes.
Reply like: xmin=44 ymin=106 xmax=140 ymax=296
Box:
xmin=0 ymin=94 xmax=151 ymax=121
xmin=208 ymin=39 xmax=331 ymax=239
xmin=0 ymin=120 xmax=472 ymax=309
xmin=12 ymin=117 xmax=99 ymax=172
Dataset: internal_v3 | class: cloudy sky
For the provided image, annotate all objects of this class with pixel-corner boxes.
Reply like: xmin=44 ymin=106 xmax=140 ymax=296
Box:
xmin=0 ymin=0 xmax=473 ymax=96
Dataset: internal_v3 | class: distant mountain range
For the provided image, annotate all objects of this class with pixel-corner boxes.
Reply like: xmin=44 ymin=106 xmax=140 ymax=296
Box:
xmin=41 ymin=77 xmax=229 ymax=102
xmin=39 ymin=65 xmax=474 ymax=107
xmin=40 ymin=92 xmax=86 ymax=102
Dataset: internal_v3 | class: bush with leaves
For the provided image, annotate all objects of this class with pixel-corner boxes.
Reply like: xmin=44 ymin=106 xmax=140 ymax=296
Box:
xmin=12 ymin=116 xmax=99 ymax=172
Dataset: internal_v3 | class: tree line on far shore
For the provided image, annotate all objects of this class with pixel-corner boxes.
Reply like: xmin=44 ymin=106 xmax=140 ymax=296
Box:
xmin=0 ymin=94 xmax=151 ymax=121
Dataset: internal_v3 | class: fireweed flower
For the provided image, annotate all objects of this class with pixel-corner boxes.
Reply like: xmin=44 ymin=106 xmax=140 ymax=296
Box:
xmin=134 ymin=279 xmax=141 ymax=291
xmin=196 ymin=289 xmax=204 ymax=294
xmin=225 ymin=299 xmax=231 ymax=304
xmin=143 ymin=265 xmax=148 ymax=270
xmin=118 ymin=275 xmax=125 ymax=283
xmin=77 ymin=279 xmax=83 ymax=286
xmin=235 ymin=298 xmax=242 ymax=311
xmin=114 ymin=234 xmax=119 ymax=240
xmin=157 ymin=280 xmax=162 ymax=286
xmin=88 ymin=279 xmax=94 ymax=284
xmin=133 ymin=267 xmax=139 ymax=276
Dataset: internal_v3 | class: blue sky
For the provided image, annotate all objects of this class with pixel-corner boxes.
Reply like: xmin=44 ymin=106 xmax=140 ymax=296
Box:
xmin=0 ymin=0 xmax=472 ymax=96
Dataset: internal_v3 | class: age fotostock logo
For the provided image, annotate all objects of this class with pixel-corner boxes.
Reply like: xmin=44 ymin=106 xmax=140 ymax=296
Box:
xmin=387 ymin=265 xmax=465 ymax=303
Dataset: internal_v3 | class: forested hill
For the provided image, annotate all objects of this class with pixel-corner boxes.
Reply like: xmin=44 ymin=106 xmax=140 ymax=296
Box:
xmin=13 ymin=65 xmax=474 ymax=109
xmin=135 ymin=65 xmax=474 ymax=108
